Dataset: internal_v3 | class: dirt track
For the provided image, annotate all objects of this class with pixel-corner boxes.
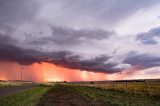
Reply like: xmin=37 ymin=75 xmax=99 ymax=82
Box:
xmin=37 ymin=84 xmax=104 ymax=106
xmin=0 ymin=85 xmax=36 ymax=96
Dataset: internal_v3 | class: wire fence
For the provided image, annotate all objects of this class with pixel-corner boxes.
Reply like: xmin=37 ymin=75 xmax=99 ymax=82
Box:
xmin=74 ymin=80 xmax=160 ymax=96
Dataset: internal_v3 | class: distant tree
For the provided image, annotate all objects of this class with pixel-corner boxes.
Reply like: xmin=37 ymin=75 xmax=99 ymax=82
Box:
xmin=90 ymin=81 xmax=94 ymax=84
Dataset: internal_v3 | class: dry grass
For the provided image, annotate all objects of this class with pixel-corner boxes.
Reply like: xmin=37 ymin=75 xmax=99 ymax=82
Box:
xmin=76 ymin=81 xmax=160 ymax=96
xmin=0 ymin=81 xmax=22 ymax=88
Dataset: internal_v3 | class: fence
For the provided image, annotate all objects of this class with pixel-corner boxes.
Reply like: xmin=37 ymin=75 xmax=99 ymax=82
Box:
xmin=76 ymin=80 xmax=160 ymax=96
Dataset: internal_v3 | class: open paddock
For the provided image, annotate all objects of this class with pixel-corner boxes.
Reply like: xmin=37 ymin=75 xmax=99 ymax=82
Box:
xmin=69 ymin=79 xmax=160 ymax=96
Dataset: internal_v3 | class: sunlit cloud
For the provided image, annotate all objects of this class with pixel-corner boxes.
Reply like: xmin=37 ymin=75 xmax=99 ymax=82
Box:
xmin=0 ymin=0 xmax=160 ymax=81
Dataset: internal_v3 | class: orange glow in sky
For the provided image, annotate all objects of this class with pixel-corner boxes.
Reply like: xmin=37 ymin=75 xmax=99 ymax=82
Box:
xmin=0 ymin=61 xmax=159 ymax=82
xmin=0 ymin=61 xmax=108 ymax=82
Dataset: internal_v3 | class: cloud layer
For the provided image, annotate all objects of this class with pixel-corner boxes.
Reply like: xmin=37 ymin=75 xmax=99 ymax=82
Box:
xmin=0 ymin=0 xmax=160 ymax=76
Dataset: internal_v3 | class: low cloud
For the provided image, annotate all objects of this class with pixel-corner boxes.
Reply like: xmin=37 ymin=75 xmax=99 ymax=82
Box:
xmin=28 ymin=26 xmax=114 ymax=46
xmin=0 ymin=43 xmax=121 ymax=73
xmin=136 ymin=27 xmax=160 ymax=45
xmin=123 ymin=52 xmax=160 ymax=69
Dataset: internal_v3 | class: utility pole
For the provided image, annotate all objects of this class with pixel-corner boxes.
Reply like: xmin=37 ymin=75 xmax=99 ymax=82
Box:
xmin=41 ymin=69 xmax=43 ymax=83
xmin=21 ymin=67 xmax=24 ymax=81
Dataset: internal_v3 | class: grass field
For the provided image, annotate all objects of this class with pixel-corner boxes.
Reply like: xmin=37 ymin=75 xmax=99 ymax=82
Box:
xmin=0 ymin=80 xmax=159 ymax=106
xmin=74 ymin=85 xmax=160 ymax=106
xmin=37 ymin=84 xmax=160 ymax=106
xmin=74 ymin=80 xmax=160 ymax=96
xmin=0 ymin=86 xmax=51 ymax=106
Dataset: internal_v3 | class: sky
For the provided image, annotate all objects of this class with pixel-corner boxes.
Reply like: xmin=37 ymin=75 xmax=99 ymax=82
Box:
xmin=0 ymin=0 xmax=160 ymax=82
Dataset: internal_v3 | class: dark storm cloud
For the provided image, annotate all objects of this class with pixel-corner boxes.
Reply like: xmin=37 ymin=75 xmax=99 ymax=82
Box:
xmin=0 ymin=33 xmax=44 ymax=65
xmin=0 ymin=44 xmax=120 ymax=73
xmin=0 ymin=16 xmax=120 ymax=73
xmin=49 ymin=54 xmax=121 ymax=73
xmin=123 ymin=52 xmax=160 ymax=69
xmin=136 ymin=27 xmax=160 ymax=45
xmin=0 ymin=34 xmax=16 ymax=45
xmin=0 ymin=33 xmax=121 ymax=73
xmin=0 ymin=45 xmax=42 ymax=65
xmin=27 ymin=26 xmax=114 ymax=46
xmin=0 ymin=0 xmax=160 ymax=74
xmin=76 ymin=56 xmax=119 ymax=73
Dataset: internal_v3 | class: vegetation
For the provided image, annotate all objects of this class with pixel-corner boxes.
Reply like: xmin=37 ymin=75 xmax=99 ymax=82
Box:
xmin=36 ymin=84 xmax=103 ymax=106
xmin=0 ymin=86 xmax=51 ymax=106
xmin=73 ymin=85 xmax=160 ymax=106
xmin=76 ymin=80 xmax=160 ymax=96
xmin=39 ymin=82 xmax=56 ymax=87
xmin=0 ymin=80 xmax=159 ymax=106
xmin=0 ymin=81 xmax=22 ymax=88
xmin=36 ymin=84 xmax=160 ymax=106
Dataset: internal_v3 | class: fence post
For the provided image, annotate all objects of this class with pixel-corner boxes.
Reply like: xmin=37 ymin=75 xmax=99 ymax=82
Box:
xmin=144 ymin=80 xmax=147 ymax=93
xmin=125 ymin=82 xmax=128 ymax=91
xmin=5 ymin=81 xmax=7 ymax=88
xmin=113 ymin=81 xmax=114 ymax=89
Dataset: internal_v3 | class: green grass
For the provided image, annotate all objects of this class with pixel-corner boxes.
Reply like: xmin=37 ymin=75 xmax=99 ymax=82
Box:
xmin=36 ymin=84 xmax=104 ymax=106
xmin=71 ymin=85 xmax=160 ymax=106
xmin=0 ymin=86 xmax=51 ymax=106
xmin=36 ymin=84 xmax=160 ymax=106
xmin=79 ymin=81 xmax=160 ymax=96
xmin=1 ymin=83 xmax=159 ymax=106
xmin=39 ymin=82 xmax=56 ymax=87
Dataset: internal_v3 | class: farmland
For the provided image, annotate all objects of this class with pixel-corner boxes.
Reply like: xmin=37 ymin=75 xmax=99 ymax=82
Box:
xmin=73 ymin=79 xmax=160 ymax=96
xmin=0 ymin=79 xmax=160 ymax=106
xmin=37 ymin=84 xmax=160 ymax=106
